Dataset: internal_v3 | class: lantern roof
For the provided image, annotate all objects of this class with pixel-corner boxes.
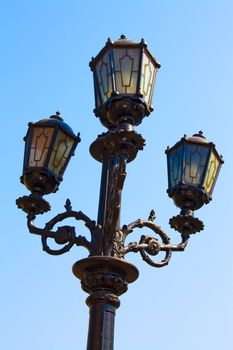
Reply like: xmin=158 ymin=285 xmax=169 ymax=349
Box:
xmin=33 ymin=112 xmax=77 ymax=137
xmin=166 ymin=131 xmax=212 ymax=154
xmin=89 ymin=35 xmax=161 ymax=70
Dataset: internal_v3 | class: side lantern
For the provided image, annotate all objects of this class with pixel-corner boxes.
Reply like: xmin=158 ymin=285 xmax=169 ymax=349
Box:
xmin=21 ymin=112 xmax=80 ymax=196
xmin=166 ymin=131 xmax=223 ymax=212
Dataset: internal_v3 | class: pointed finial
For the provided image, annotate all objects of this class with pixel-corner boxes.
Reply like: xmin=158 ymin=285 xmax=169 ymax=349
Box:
xmin=148 ymin=209 xmax=156 ymax=222
xmin=64 ymin=199 xmax=72 ymax=211
xmin=140 ymin=38 xmax=147 ymax=46
xmin=106 ymin=37 xmax=113 ymax=45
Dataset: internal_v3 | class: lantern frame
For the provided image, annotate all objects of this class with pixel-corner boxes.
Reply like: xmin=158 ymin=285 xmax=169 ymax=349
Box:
xmin=89 ymin=35 xmax=161 ymax=129
xmin=21 ymin=113 xmax=80 ymax=196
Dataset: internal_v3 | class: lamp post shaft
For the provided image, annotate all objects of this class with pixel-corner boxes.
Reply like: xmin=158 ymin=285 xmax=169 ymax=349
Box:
xmin=86 ymin=291 xmax=119 ymax=350
xmin=96 ymin=151 xmax=127 ymax=256
xmin=97 ymin=157 xmax=110 ymax=228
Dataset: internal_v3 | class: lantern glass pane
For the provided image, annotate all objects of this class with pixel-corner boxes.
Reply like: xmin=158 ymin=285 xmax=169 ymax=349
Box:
xmin=95 ymin=51 xmax=112 ymax=104
xmin=168 ymin=145 xmax=183 ymax=188
xmin=140 ymin=51 xmax=156 ymax=104
xmin=29 ymin=127 xmax=54 ymax=167
xmin=203 ymin=151 xmax=220 ymax=194
xmin=113 ymin=48 xmax=140 ymax=94
xmin=48 ymin=130 xmax=74 ymax=177
xmin=184 ymin=144 xmax=209 ymax=185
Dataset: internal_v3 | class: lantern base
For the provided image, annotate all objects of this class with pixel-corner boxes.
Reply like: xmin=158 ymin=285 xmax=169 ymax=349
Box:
xmin=167 ymin=185 xmax=210 ymax=211
xmin=21 ymin=170 xmax=59 ymax=195
xmin=16 ymin=194 xmax=51 ymax=215
xmin=95 ymin=95 xmax=152 ymax=129
xmin=169 ymin=212 xmax=204 ymax=235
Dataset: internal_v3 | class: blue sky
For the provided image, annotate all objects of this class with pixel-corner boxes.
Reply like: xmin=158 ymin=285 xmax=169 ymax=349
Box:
xmin=1 ymin=1 xmax=233 ymax=349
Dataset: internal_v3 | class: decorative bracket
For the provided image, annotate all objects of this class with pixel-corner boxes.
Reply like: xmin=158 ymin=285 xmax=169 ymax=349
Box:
xmin=17 ymin=194 xmax=197 ymax=268
xmin=120 ymin=210 xmax=190 ymax=267
xmin=18 ymin=198 xmax=103 ymax=256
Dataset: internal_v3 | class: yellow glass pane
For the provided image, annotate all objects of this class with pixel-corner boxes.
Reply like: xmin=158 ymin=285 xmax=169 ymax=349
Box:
xmin=115 ymin=71 xmax=125 ymax=93
xmin=48 ymin=130 xmax=74 ymax=177
xmin=203 ymin=152 xmax=220 ymax=194
xmin=113 ymin=48 xmax=140 ymax=94
xmin=95 ymin=52 xmax=112 ymax=103
xmin=140 ymin=52 xmax=156 ymax=104
xmin=126 ymin=72 xmax=138 ymax=93
xmin=29 ymin=127 xmax=54 ymax=167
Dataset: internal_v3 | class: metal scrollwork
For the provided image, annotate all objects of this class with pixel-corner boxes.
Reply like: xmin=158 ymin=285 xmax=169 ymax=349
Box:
xmin=26 ymin=199 xmax=101 ymax=256
xmin=17 ymin=129 xmax=191 ymax=266
xmin=19 ymin=192 xmax=191 ymax=266
xmin=121 ymin=210 xmax=190 ymax=267
xmin=122 ymin=214 xmax=172 ymax=267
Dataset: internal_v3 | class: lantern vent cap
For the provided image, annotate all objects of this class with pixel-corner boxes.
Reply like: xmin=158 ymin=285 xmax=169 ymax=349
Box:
xmin=113 ymin=34 xmax=138 ymax=46
xmin=185 ymin=131 xmax=209 ymax=144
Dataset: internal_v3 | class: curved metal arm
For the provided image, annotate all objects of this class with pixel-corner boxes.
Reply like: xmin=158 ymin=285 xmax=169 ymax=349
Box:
xmin=27 ymin=202 xmax=98 ymax=255
xmin=121 ymin=211 xmax=190 ymax=268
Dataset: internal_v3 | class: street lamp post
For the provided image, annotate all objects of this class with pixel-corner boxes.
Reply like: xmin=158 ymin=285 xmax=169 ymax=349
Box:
xmin=16 ymin=36 xmax=223 ymax=350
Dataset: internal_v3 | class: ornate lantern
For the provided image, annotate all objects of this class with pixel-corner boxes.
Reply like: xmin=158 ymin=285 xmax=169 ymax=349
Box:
xmin=89 ymin=35 xmax=161 ymax=128
xmin=166 ymin=131 xmax=223 ymax=212
xmin=21 ymin=112 xmax=80 ymax=196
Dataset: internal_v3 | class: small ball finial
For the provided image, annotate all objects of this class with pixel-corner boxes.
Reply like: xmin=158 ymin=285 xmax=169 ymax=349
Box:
xmin=192 ymin=131 xmax=206 ymax=139
xmin=50 ymin=111 xmax=63 ymax=121
xmin=197 ymin=131 xmax=205 ymax=139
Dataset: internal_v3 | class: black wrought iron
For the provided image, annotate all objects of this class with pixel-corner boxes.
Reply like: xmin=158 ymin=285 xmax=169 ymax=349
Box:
xmin=16 ymin=36 xmax=223 ymax=350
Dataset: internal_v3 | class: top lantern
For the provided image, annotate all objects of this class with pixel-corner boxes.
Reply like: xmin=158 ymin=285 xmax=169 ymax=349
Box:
xmin=90 ymin=35 xmax=161 ymax=129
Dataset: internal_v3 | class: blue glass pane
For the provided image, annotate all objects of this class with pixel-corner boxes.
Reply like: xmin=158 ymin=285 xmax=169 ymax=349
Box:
xmin=184 ymin=145 xmax=209 ymax=185
xmin=168 ymin=145 xmax=183 ymax=188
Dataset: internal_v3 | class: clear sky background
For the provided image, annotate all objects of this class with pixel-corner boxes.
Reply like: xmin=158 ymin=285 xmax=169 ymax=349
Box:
xmin=1 ymin=1 xmax=233 ymax=349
